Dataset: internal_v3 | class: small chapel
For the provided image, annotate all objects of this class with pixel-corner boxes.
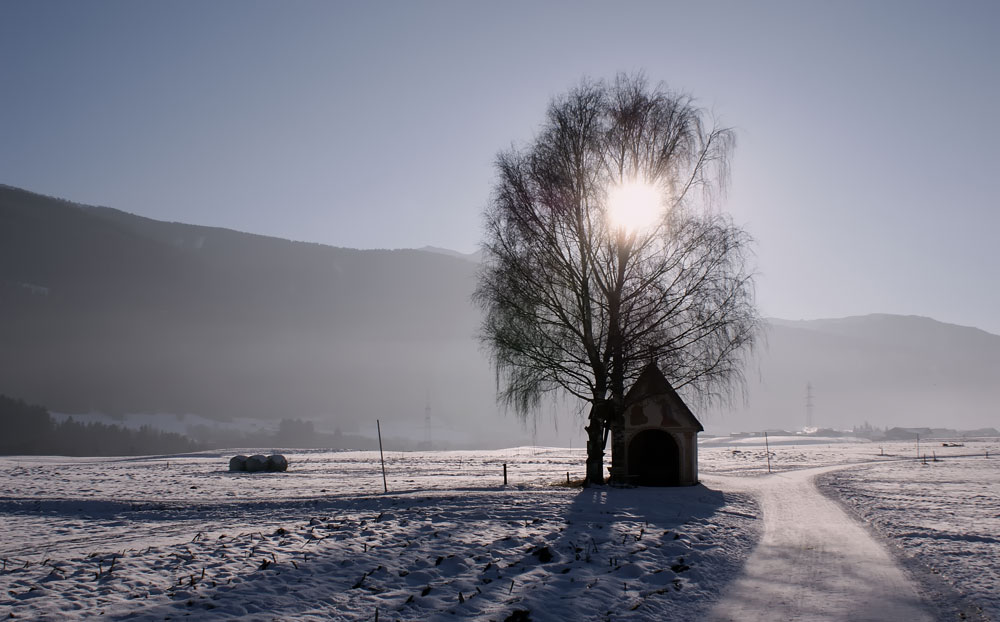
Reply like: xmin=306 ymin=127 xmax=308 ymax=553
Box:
xmin=612 ymin=362 xmax=703 ymax=486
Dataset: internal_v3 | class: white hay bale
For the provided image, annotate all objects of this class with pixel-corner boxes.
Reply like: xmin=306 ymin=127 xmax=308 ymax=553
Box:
xmin=245 ymin=454 xmax=268 ymax=472
xmin=267 ymin=454 xmax=288 ymax=472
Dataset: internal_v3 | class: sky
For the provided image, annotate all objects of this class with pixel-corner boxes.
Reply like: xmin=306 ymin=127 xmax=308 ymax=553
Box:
xmin=2 ymin=0 xmax=998 ymax=334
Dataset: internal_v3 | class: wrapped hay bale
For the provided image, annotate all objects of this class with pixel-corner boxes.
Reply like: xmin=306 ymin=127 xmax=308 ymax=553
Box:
xmin=267 ymin=454 xmax=288 ymax=472
xmin=229 ymin=455 xmax=248 ymax=472
xmin=245 ymin=454 xmax=268 ymax=472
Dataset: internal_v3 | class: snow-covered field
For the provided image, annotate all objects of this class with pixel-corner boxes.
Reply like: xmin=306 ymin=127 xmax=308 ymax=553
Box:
xmin=700 ymin=434 xmax=937 ymax=475
xmin=1 ymin=439 xmax=997 ymax=621
xmin=1 ymin=447 xmax=759 ymax=621
xmin=820 ymin=453 xmax=1000 ymax=620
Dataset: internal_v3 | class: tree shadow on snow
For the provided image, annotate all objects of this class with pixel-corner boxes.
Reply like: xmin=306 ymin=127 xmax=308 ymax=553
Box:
xmin=96 ymin=483 xmax=755 ymax=622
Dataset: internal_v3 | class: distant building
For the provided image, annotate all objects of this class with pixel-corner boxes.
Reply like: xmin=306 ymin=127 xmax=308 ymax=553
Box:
xmin=613 ymin=363 xmax=703 ymax=486
xmin=883 ymin=427 xmax=931 ymax=441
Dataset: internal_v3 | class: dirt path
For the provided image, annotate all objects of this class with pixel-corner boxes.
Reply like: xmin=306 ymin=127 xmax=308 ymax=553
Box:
xmin=703 ymin=466 xmax=935 ymax=622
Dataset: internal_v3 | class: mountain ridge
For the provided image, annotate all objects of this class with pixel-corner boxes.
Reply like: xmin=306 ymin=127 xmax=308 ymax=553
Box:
xmin=1 ymin=184 xmax=997 ymax=441
xmin=769 ymin=313 xmax=1000 ymax=342
xmin=0 ymin=184 xmax=488 ymax=435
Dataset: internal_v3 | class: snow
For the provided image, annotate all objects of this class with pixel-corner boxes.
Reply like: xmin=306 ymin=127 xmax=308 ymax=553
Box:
xmin=1 ymin=448 xmax=758 ymax=621
xmin=820 ymin=455 xmax=1000 ymax=620
xmin=1 ymin=440 xmax=997 ymax=621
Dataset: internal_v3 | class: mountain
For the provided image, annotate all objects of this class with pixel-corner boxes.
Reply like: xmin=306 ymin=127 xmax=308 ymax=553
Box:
xmin=0 ymin=184 xmax=503 ymax=444
xmin=419 ymin=246 xmax=482 ymax=263
xmin=708 ymin=315 xmax=1000 ymax=433
xmin=2 ymin=184 xmax=997 ymax=442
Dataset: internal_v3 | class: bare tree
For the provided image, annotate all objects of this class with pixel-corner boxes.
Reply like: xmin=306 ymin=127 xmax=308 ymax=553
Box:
xmin=475 ymin=74 xmax=759 ymax=485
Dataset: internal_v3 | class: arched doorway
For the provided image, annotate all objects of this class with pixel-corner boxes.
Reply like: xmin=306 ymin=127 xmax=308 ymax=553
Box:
xmin=627 ymin=429 xmax=680 ymax=486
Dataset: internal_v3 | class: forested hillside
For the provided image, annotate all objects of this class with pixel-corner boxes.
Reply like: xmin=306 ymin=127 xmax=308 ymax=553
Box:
xmin=0 ymin=395 xmax=199 ymax=456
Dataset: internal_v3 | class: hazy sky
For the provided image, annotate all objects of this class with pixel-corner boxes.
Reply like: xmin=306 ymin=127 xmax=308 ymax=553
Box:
xmin=2 ymin=1 xmax=998 ymax=333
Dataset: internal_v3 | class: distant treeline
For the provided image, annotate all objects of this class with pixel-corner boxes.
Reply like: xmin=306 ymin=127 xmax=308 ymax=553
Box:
xmin=186 ymin=418 xmax=377 ymax=451
xmin=0 ymin=395 xmax=201 ymax=456
xmin=0 ymin=394 xmax=380 ymax=456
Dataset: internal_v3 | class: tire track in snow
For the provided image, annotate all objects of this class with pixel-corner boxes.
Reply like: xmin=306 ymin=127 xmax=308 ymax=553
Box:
xmin=704 ymin=466 xmax=935 ymax=622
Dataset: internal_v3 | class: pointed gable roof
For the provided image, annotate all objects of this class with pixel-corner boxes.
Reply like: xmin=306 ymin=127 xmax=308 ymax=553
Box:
xmin=624 ymin=362 xmax=704 ymax=432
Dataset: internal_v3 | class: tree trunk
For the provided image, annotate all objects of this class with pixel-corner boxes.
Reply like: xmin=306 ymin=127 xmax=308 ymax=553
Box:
xmin=605 ymin=235 xmax=630 ymax=485
xmin=585 ymin=420 xmax=604 ymax=485
xmin=584 ymin=401 xmax=613 ymax=486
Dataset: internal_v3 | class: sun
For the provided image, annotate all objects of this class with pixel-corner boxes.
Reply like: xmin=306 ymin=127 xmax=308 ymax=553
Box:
xmin=606 ymin=180 xmax=663 ymax=232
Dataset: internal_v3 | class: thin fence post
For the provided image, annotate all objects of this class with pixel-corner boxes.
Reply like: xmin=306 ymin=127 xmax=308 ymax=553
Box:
xmin=764 ymin=432 xmax=772 ymax=474
xmin=503 ymin=463 xmax=508 ymax=486
xmin=377 ymin=419 xmax=387 ymax=493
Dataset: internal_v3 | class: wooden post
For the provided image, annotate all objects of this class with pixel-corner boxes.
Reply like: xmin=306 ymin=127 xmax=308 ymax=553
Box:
xmin=503 ymin=463 xmax=508 ymax=486
xmin=764 ymin=432 xmax=772 ymax=474
xmin=377 ymin=419 xmax=387 ymax=493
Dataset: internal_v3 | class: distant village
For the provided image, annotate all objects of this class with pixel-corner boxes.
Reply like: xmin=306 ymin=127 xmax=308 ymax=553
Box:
xmin=726 ymin=424 xmax=1000 ymax=442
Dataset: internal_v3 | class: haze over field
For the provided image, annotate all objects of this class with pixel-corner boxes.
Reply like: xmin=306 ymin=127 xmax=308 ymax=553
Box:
xmin=2 ymin=186 xmax=997 ymax=447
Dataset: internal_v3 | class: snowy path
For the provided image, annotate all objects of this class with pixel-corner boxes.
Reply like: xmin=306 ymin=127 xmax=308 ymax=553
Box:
xmin=704 ymin=465 xmax=935 ymax=622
